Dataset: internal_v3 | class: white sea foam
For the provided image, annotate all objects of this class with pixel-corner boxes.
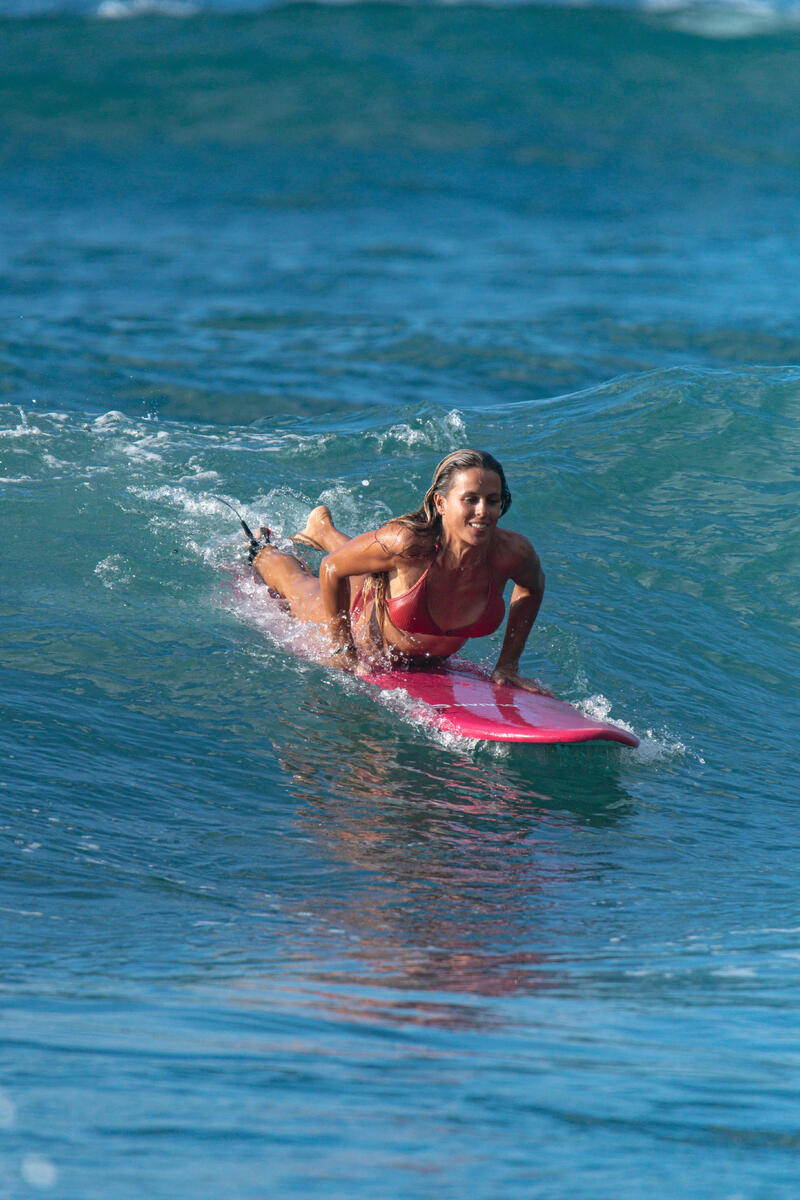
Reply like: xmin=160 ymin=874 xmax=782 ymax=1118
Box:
xmin=116 ymin=440 xmax=167 ymax=463
xmin=94 ymin=554 xmax=133 ymax=590
xmin=21 ymin=1155 xmax=57 ymax=1190
xmin=0 ymin=1091 xmax=15 ymax=1130
xmin=91 ymin=411 xmax=128 ymax=431
xmin=576 ymin=693 xmax=617 ymax=723
xmin=0 ymin=417 xmax=46 ymax=441
xmin=353 ymin=678 xmax=480 ymax=753
xmin=376 ymin=685 xmax=442 ymax=728
xmin=97 ymin=0 xmax=197 ymax=18
xmin=373 ymin=408 xmax=467 ymax=453
xmin=373 ymin=683 xmax=476 ymax=751
xmin=314 ymin=482 xmax=392 ymax=533
xmin=177 ymin=465 xmax=222 ymax=485
xmin=654 ymin=0 xmax=800 ymax=37
xmin=82 ymin=0 xmax=800 ymax=22
xmin=130 ymin=484 xmax=231 ymax=518
xmin=41 ymin=452 xmax=67 ymax=470
xmin=577 ymin=692 xmax=699 ymax=763
xmin=230 ymin=569 xmax=331 ymax=662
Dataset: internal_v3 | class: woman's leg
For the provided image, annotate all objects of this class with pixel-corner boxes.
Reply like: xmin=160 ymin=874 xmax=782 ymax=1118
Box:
xmin=252 ymin=506 xmax=359 ymax=625
xmin=251 ymin=545 xmax=328 ymax=623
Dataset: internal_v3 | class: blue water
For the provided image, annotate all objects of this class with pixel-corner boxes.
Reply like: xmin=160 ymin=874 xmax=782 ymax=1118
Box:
xmin=2 ymin=2 xmax=800 ymax=1196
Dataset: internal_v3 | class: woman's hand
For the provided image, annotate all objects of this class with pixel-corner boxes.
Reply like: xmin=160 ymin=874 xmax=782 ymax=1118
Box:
xmin=491 ymin=666 xmax=554 ymax=697
xmin=327 ymin=643 xmax=359 ymax=672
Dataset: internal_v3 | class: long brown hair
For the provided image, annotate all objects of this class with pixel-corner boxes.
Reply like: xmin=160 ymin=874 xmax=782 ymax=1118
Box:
xmin=368 ymin=448 xmax=511 ymax=631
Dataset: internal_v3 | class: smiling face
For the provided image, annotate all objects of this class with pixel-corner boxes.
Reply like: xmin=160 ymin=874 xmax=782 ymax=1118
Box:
xmin=434 ymin=467 xmax=504 ymax=546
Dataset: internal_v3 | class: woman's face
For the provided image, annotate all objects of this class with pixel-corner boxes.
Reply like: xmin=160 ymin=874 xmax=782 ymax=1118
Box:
xmin=434 ymin=467 xmax=504 ymax=546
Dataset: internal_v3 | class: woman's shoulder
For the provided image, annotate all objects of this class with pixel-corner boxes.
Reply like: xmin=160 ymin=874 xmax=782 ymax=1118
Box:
xmin=491 ymin=528 xmax=541 ymax=573
xmin=376 ymin=520 xmax=437 ymax=561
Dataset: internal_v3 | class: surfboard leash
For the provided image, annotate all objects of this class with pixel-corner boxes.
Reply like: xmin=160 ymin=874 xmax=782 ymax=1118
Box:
xmin=211 ymin=495 xmax=271 ymax=562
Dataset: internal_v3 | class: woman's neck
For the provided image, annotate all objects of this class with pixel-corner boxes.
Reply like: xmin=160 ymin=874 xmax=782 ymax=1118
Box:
xmin=437 ymin=533 xmax=491 ymax=572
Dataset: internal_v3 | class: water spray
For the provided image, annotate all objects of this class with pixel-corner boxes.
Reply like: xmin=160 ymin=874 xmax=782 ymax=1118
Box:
xmin=212 ymin=496 xmax=270 ymax=560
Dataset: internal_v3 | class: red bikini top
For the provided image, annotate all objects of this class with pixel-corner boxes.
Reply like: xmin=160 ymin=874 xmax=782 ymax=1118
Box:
xmin=385 ymin=561 xmax=506 ymax=639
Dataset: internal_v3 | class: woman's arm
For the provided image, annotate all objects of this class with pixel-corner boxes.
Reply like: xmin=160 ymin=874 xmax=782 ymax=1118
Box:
xmin=318 ymin=524 xmax=410 ymax=654
xmin=491 ymin=535 xmax=550 ymax=694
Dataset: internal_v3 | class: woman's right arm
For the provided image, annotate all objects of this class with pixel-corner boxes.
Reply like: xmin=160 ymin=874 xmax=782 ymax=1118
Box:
xmin=318 ymin=525 xmax=408 ymax=653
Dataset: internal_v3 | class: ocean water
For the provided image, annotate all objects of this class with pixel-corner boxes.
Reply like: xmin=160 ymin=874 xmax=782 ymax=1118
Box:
xmin=2 ymin=1 xmax=800 ymax=1196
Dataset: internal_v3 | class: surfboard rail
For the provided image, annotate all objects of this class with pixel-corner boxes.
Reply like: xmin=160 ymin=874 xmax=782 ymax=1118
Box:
xmin=362 ymin=661 xmax=639 ymax=747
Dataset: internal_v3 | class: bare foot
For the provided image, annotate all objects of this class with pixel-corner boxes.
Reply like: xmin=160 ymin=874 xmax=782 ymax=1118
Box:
xmin=290 ymin=505 xmax=334 ymax=552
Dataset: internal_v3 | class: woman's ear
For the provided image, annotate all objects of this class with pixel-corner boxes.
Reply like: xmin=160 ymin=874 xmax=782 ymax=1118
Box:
xmin=433 ymin=490 xmax=446 ymax=515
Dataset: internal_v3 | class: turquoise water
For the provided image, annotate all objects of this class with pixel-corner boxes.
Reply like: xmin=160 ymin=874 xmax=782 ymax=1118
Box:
xmin=2 ymin=3 xmax=800 ymax=1196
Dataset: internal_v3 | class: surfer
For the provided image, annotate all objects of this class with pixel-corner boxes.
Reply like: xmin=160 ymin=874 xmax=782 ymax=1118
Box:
xmin=251 ymin=448 xmax=549 ymax=693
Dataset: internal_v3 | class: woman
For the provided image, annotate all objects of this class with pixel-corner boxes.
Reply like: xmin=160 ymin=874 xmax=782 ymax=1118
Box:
xmin=252 ymin=448 xmax=549 ymax=693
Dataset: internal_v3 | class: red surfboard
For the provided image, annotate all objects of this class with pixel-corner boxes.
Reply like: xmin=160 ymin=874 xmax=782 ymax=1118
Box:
xmin=362 ymin=660 xmax=639 ymax=747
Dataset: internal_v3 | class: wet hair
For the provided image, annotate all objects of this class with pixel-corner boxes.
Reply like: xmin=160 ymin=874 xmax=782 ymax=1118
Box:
xmin=367 ymin=449 xmax=511 ymax=635
xmin=394 ymin=448 xmax=511 ymax=537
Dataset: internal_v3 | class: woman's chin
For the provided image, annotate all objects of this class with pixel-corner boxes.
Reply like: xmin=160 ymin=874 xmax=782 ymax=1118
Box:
xmin=464 ymin=525 xmax=492 ymax=542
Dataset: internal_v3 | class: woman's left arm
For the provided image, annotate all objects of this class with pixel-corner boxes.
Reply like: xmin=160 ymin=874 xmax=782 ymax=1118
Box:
xmin=491 ymin=535 xmax=551 ymax=695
